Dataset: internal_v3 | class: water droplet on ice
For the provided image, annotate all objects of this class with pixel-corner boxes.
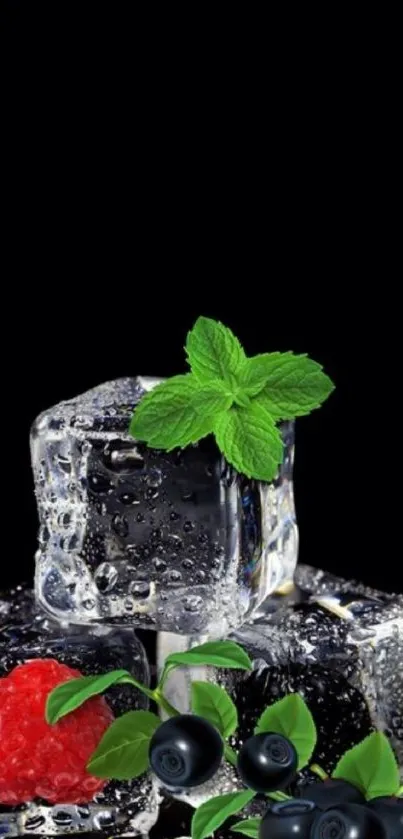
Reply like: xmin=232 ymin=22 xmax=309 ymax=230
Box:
xmin=153 ymin=557 xmax=167 ymax=572
xmin=95 ymin=562 xmax=118 ymax=593
xmin=130 ymin=581 xmax=150 ymax=599
xmin=146 ymin=467 xmax=162 ymax=487
xmin=183 ymin=521 xmax=194 ymax=532
xmin=111 ymin=514 xmax=129 ymax=537
xmin=182 ymin=558 xmax=194 ymax=569
xmin=184 ymin=596 xmax=203 ymax=612
xmin=82 ymin=597 xmax=96 ymax=610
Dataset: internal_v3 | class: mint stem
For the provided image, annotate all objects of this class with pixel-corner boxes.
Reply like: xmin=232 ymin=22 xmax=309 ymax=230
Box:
xmin=267 ymin=791 xmax=291 ymax=801
xmin=119 ymin=675 xmax=156 ymax=702
xmin=152 ymin=688 xmax=181 ymax=718
xmin=224 ymin=743 xmax=238 ymax=767
xmin=157 ymin=662 xmax=176 ymax=694
xmin=310 ymin=763 xmax=328 ymax=781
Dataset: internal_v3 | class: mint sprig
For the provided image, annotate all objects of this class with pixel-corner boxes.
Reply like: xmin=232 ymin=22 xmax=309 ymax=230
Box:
xmin=129 ymin=316 xmax=334 ymax=481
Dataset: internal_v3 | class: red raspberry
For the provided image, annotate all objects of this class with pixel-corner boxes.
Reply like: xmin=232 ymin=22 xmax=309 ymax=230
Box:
xmin=0 ymin=658 xmax=115 ymax=805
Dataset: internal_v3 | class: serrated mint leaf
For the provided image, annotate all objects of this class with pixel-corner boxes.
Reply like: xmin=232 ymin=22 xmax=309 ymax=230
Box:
xmin=191 ymin=681 xmax=238 ymax=738
xmin=255 ymin=694 xmax=317 ymax=770
xmin=87 ymin=710 xmax=160 ymax=780
xmin=214 ymin=404 xmax=284 ymax=482
xmin=250 ymin=352 xmax=334 ymax=419
xmin=332 ymin=731 xmax=400 ymax=800
xmin=192 ymin=381 xmax=234 ymax=414
xmin=46 ymin=670 xmax=132 ymax=724
xmin=129 ymin=374 xmax=220 ymax=450
xmin=186 ymin=316 xmax=246 ymax=385
xmin=231 ymin=818 xmax=260 ymax=838
xmin=191 ymin=790 xmax=255 ymax=839
xmin=239 ymin=352 xmax=295 ymax=396
xmin=164 ymin=640 xmax=253 ymax=671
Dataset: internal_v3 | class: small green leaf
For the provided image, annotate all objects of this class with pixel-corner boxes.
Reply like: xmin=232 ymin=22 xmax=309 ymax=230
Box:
xmin=231 ymin=818 xmax=260 ymax=838
xmin=255 ymin=694 xmax=317 ymax=770
xmin=46 ymin=670 xmax=132 ymax=724
xmin=214 ymin=404 xmax=284 ymax=482
xmin=164 ymin=640 xmax=253 ymax=671
xmin=249 ymin=352 xmax=334 ymax=419
xmin=129 ymin=374 xmax=217 ymax=450
xmin=191 ymin=681 xmax=238 ymax=738
xmin=87 ymin=710 xmax=160 ymax=780
xmin=332 ymin=731 xmax=400 ymax=800
xmin=191 ymin=790 xmax=255 ymax=839
xmin=186 ymin=316 xmax=247 ymax=385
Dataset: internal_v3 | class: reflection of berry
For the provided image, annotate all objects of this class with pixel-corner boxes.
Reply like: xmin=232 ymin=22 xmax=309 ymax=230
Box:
xmin=311 ymin=803 xmax=386 ymax=839
xmin=259 ymin=799 xmax=317 ymax=839
xmin=238 ymin=733 xmax=297 ymax=793
xmin=149 ymin=715 xmax=223 ymax=788
xmin=0 ymin=659 xmax=114 ymax=805
xmin=368 ymin=797 xmax=403 ymax=839
xmin=298 ymin=778 xmax=365 ymax=809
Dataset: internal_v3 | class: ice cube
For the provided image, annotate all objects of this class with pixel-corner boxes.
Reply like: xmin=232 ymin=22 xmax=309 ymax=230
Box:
xmin=31 ymin=378 xmax=298 ymax=635
xmin=0 ymin=585 xmax=159 ymax=836
xmin=157 ymin=568 xmax=403 ymax=807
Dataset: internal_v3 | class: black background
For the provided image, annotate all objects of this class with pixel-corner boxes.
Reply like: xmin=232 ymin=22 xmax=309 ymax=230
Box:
xmin=6 ymin=295 xmax=400 ymax=595
xmin=2 ymin=2 xmax=400 ymax=597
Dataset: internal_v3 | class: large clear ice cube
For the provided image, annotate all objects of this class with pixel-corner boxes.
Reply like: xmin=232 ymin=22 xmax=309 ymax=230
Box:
xmin=31 ymin=378 xmax=298 ymax=635
xmin=157 ymin=566 xmax=403 ymax=808
xmin=0 ymin=584 xmax=159 ymax=837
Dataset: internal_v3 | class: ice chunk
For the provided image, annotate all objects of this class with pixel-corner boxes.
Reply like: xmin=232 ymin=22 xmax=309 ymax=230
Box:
xmin=157 ymin=567 xmax=403 ymax=807
xmin=0 ymin=584 xmax=159 ymax=836
xmin=31 ymin=378 xmax=298 ymax=635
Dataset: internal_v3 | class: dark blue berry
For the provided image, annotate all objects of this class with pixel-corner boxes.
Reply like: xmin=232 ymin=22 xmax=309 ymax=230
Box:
xmin=298 ymin=778 xmax=365 ymax=809
xmin=311 ymin=803 xmax=386 ymax=839
xmin=148 ymin=714 xmax=223 ymax=788
xmin=259 ymin=799 xmax=317 ymax=839
xmin=238 ymin=732 xmax=298 ymax=793
xmin=367 ymin=797 xmax=403 ymax=839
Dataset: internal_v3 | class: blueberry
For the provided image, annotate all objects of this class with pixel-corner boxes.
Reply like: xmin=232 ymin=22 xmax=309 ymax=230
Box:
xmin=259 ymin=799 xmax=317 ymax=839
xmin=367 ymin=797 xmax=403 ymax=839
xmin=148 ymin=714 xmax=223 ymax=788
xmin=298 ymin=778 xmax=365 ymax=809
xmin=311 ymin=803 xmax=386 ymax=839
xmin=237 ymin=732 xmax=298 ymax=793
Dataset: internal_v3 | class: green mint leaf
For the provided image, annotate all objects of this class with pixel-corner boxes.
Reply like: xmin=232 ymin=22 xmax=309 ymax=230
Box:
xmin=248 ymin=352 xmax=334 ymax=419
xmin=164 ymin=640 xmax=253 ymax=671
xmin=129 ymin=374 xmax=229 ymax=450
xmin=191 ymin=681 xmax=238 ymax=738
xmin=231 ymin=818 xmax=260 ymax=838
xmin=46 ymin=670 xmax=133 ymax=724
xmin=191 ymin=790 xmax=255 ymax=839
xmin=87 ymin=710 xmax=160 ymax=780
xmin=332 ymin=731 xmax=400 ymax=800
xmin=255 ymin=694 xmax=317 ymax=770
xmin=192 ymin=381 xmax=234 ymax=414
xmin=186 ymin=316 xmax=246 ymax=385
xmin=239 ymin=352 xmax=294 ymax=396
xmin=214 ymin=404 xmax=284 ymax=482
